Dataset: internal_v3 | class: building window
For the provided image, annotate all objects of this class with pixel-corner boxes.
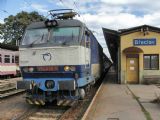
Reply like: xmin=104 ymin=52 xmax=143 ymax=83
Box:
xmin=144 ymin=54 xmax=159 ymax=70
xmin=4 ymin=55 xmax=10 ymax=63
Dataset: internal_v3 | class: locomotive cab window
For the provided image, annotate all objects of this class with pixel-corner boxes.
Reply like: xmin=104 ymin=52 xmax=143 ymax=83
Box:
xmin=22 ymin=28 xmax=48 ymax=45
xmin=49 ymin=27 xmax=80 ymax=45
xmin=85 ymin=31 xmax=90 ymax=48
xmin=144 ymin=54 xmax=159 ymax=70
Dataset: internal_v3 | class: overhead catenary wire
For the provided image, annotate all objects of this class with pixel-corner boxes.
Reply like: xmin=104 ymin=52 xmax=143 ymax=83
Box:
xmin=59 ymin=0 xmax=70 ymax=9
xmin=0 ymin=9 xmax=9 ymax=14
xmin=0 ymin=9 xmax=10 ymax=16
xmin=23 ymin=0 xmax=32 ymax=6
xmin=0 ymin=9 xmax=10 ymax=22
xmin=57 ymin=1 xmax=109 ymax=57
xmin=72 ymin=1 xmax=87 ymax=24
xmin=58 ymin=0 xmax=86 ymax=24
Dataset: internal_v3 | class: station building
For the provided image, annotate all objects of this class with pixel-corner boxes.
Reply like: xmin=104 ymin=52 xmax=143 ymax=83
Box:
xmin=103 ymin=25 xmax=160 ymax=84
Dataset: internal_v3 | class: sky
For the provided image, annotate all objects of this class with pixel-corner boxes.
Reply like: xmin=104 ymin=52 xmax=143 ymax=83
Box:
xmin=1 ymin=0 xmax=160 ymax=57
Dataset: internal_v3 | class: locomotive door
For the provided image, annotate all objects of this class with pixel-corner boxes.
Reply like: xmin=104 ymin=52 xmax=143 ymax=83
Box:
xmin=85 ymin=32 xmax=90 ymax=68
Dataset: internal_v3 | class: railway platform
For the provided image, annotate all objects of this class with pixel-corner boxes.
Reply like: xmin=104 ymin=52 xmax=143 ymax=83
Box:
xmin=82 ymin=73 xmax=160 ymax=120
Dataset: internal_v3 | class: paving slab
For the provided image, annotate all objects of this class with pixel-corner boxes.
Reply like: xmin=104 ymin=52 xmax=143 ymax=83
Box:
xmin=128 ymin=85 xmax=160 ymax=120
xmin=142 ymin=103 xmax=160 ymax=120
xmin=128 ymin=85 xmax=159 ymax=102
xmin=84 ymin=82 xmax=146 ymax=120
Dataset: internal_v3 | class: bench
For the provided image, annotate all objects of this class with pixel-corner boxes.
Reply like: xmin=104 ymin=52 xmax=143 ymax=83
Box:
xmin=143 ymin=75 xmax=160 ymax=84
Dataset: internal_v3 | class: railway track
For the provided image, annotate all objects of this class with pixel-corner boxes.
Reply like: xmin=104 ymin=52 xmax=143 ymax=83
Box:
xmin=26 ymin=106 xmax=69 ymax=120
xmin=0 ymin=77 xmax=104 ymax=120
xmin=155 ymin=84 xmax=160 ymax=88
xmin=0 ymin=77 xmax=24 ymax=98
xmin=15 ymin=100 xmax=78 ymax=120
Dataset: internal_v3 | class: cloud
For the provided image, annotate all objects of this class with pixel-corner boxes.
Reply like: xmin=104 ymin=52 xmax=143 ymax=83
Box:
xmin=0 ymin=19 xmax=4 ymax=23
xmin=31 ymin=3 xmax=48 ymax=13
xmin=68 ymin=1 xmax=160 ymax=57
xmin=20 ymin=2 xmax=48 ymax=13
xmin=20 ymin=0 xmax=160 ymax=57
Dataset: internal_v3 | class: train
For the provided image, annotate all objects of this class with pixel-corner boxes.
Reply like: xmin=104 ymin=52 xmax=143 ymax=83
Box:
xmin=0 ymin=44 xmax=20 ymax=78
xmin=17 ymin=9 xmax=112 ymax=105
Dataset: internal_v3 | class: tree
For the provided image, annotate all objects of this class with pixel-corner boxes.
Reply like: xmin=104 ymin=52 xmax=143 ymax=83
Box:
xmin=0 ymin=11 xmax=45 ymax=45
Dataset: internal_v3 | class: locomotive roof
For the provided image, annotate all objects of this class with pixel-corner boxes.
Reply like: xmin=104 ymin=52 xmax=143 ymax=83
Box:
xmin=27 ymin=19 xmax=85 ymax=29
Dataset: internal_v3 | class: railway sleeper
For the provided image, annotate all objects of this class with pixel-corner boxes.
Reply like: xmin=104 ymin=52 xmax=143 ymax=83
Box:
xmin=0 ymin=86 xmax=16 ymax=94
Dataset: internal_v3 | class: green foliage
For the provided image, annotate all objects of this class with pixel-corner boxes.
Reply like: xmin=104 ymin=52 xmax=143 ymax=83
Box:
xmin=0 ymin=11 xmax=45 ymax=45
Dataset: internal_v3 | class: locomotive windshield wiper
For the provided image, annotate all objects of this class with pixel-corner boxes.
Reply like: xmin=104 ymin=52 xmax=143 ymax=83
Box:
xmin=28 ymin=34 xmax=44 ymax=47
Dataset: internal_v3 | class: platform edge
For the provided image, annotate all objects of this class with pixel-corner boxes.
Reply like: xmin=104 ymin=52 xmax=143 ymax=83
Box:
xmin=81 ymin=80 xmax=104 ymax=120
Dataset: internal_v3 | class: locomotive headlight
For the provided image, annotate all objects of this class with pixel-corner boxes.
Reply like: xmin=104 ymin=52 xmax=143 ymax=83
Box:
xmin=47 ymin=21 xmax=52 ymax=26
xmin=74 ymin=73 xmax=79 ymax=79
xmin=64 ymin=66 xmax=70 ymax=71
xmin=28 ymin=67 xmax=34 ymax=72
xmin=45 ymin=80 xmax=55 ymax=89
xmin=45 ymin=19 xmax=58 ymax=27
xmin=70 ymin=66 xmax=76 ymax=71
xmin=23 ymin=67 xmax=29 ymax=72
xmin=51 ymin=20 xmax=57 ymax=26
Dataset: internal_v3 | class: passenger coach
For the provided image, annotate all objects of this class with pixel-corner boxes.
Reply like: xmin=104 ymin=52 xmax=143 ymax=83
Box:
xmin=0 ymin=44 xmax=19 ymax=78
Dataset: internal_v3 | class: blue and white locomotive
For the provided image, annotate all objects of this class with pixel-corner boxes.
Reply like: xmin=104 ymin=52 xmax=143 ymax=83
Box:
xmin=17 ymin=9 xmax=105 ymax=105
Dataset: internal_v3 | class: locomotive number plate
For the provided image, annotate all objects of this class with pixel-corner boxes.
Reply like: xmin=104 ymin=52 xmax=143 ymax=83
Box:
xmin=37 ymin=66 xmax=59 ymax=72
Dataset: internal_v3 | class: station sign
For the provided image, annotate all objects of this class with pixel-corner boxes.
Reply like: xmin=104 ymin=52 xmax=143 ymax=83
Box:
xmin=133 ymin=38 xmax=156 ymax=46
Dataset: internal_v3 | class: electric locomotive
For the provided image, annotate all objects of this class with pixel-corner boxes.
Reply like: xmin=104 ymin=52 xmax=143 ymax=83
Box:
xmin=17 ymin=9 xmax=104 ymax=105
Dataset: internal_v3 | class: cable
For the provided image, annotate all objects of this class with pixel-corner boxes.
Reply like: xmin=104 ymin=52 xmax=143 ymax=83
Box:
xmin=23 ymin=0 xmax=31 ymax=6
xmin=0 ymin=9 xmax=9 ymax=22
xmin=59 ymin=0 xmax=70 ymax=9
xmin=58 ymin=0 xmax=85 ymax=23
xmin=0 ymin=9 xmax=9 ymax=14
xmin=73 ymin=1 xmax=86 ymax=24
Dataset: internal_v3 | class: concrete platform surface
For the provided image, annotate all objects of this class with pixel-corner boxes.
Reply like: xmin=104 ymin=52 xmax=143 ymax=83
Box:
xmin=83 ymin=83 xmax=146 ymax=120
xmin=128 ymin=85 xmax=159 ymax=102
xmin=128 ymin=85 xmax=160 ymax=120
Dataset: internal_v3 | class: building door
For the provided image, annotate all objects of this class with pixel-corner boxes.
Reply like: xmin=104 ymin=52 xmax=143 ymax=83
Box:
xmin=126 ymin=56 xmax=139 ymax=84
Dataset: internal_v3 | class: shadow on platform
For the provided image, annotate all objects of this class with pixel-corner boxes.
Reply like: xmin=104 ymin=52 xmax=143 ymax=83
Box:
xmin=103 ymin=72 xmax=118 ymax=84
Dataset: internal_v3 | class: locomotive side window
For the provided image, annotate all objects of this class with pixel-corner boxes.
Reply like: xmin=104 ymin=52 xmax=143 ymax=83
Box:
xmin=49 ymin=27 xmax=80 ymax=45
xmin=4 ymin=55 xmax=10 ymax=63
xmin=15 ymin=56 xmax=19 ymax=63
xmin=12 ymin=56 xmax=15 ymax=63
xmin=22 ymin=28 xmax=48 ymax=45
xmin=85 ymin=31 xmax=90 ymax=48
xmin=85 ymin=31 xmax=91 ymax=68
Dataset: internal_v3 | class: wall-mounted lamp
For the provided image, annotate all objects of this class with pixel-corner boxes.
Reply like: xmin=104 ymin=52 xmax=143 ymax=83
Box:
xmin=141 ymin=27 xmax=149 ymax=36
